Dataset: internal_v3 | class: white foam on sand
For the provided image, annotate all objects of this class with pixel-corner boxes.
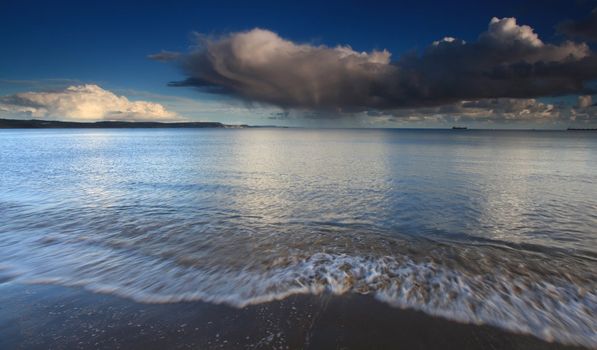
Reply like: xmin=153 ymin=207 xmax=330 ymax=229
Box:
xmin=2 ymin=248 xmax=596 ymax=348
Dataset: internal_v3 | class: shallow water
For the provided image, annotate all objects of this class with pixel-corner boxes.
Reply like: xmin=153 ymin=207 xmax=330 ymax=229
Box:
xmin=0 ymin=128 xmax=596 ymax=346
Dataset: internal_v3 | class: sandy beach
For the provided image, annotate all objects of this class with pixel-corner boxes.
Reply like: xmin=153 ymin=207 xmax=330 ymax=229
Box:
xmin=0 ymin=282 xmax=587 ymax=350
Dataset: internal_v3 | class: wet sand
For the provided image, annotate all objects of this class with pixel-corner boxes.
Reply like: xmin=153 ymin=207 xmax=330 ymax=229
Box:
xmin=0 ymin=282 xmax=588 ymax=350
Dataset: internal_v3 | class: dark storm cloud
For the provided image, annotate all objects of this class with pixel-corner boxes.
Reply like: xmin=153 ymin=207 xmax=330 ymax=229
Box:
xmin=154 ymin=17 xmax=597 ymax=111
xmin=557 ymin=8 xmax=597 ymax=42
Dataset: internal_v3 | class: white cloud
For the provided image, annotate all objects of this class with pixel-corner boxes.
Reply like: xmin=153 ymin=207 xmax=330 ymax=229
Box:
xmin=578 ymin=95 xmax=593 ymax=108
xmin=432 ymin=36 xmax=465 ymax=46
xmin=484 ymin=17 xmax=544 ymax=48
xmin=478 ymin=17 xmax=589 ymax=63
xmin=0 ymin=85 xmax=178 ymax=121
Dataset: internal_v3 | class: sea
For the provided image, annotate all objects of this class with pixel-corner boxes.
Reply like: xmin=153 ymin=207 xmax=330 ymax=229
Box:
xmin=0 ymin=128 xmax=595 ymax=347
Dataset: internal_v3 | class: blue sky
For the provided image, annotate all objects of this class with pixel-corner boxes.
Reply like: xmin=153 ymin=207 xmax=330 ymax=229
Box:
xmin=1 ymin=0 xmax=596 ymax=127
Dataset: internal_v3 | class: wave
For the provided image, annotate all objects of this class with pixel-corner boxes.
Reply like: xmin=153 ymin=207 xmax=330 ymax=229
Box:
xmin=2 ymin=248 xmax=595 ymax=348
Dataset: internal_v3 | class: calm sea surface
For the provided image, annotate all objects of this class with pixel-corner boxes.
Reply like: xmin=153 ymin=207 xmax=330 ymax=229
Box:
xmin=0 ymin=129 xmax=596 ymax=346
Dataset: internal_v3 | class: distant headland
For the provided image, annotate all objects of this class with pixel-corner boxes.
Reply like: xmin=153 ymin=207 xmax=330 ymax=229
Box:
xmin=0 ymin=118 xmax=249 ymax=129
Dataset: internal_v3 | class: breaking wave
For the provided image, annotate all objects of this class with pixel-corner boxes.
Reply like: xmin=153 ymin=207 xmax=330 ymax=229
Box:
xmin=1 ymin=235 xmax=595 ymax=348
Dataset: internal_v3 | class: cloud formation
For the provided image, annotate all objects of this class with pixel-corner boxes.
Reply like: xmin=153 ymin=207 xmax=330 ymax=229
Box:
xmin=558 ymin=8 xmax=597 ymax=42
xmin=156 ymin=17 xmax=596 ymax=111
xmin=0 ymin=85 xmax=178 ymax=121
xmin=147 ymin=50 xmax=182 ymax=62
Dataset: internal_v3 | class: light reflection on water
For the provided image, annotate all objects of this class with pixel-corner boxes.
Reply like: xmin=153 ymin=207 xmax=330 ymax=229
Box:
xmin=0 ymin=129 xmax=596 ymax=346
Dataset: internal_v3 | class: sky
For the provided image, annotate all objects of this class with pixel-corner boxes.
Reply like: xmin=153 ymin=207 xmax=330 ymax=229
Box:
xmin=1 ymin=0 xmax=597 ymax=128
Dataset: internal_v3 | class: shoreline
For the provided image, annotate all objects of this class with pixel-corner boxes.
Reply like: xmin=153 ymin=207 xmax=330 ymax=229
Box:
xmin=0 ymin=118 xmax=249 ymax=129
xmin=0 ymin=282 xmax=588 ymax=350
